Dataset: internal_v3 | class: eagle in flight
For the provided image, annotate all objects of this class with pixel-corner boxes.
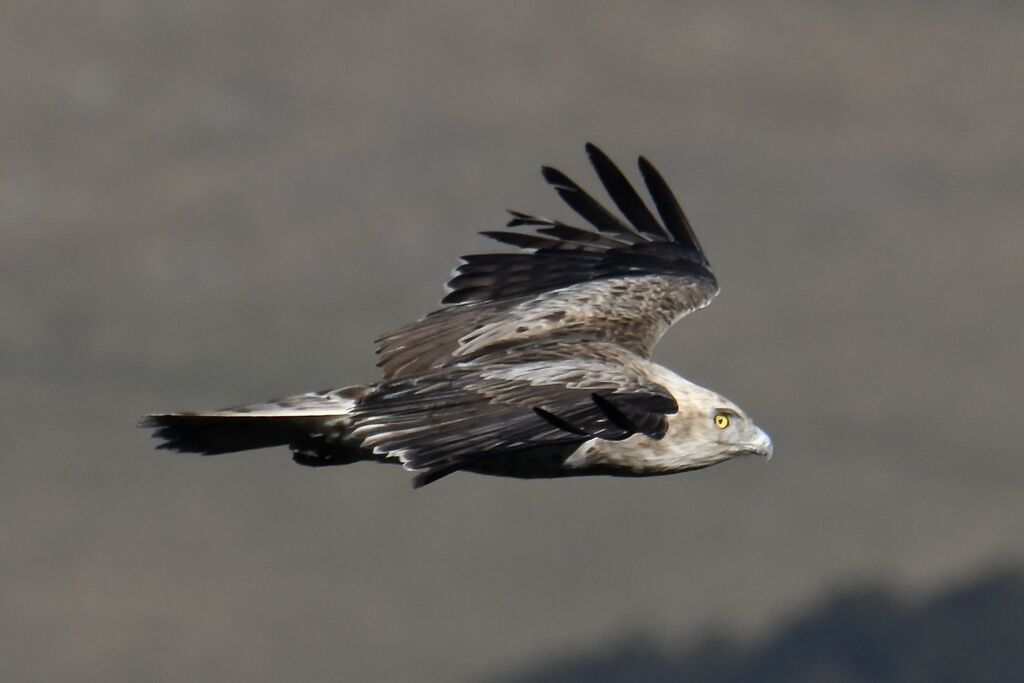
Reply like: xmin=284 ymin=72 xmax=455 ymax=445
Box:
xmin=143 ymin=144 xmax=772 ymax=487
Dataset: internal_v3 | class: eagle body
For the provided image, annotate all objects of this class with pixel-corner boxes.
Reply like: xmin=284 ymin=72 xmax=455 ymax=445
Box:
xmin=144 ymin=144 xmax=772 ymax=487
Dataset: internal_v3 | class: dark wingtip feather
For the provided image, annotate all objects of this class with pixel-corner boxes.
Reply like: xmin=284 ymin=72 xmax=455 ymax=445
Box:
xmin=541 ymin=165 xmax=574 ymax=189
xmin=584 ymin=143 xmax=669 ymax=240
xmin=436 ymin=143 xmax=718 ymax=308
xmin=540 ymin=162 xmax=638 ymax=238
xmin=637 ymin=155 xmax=706 ymax=263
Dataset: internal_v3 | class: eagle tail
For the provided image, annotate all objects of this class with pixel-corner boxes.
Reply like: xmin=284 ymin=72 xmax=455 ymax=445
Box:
xmin=140 ymin=386 xmax=370 ymax=460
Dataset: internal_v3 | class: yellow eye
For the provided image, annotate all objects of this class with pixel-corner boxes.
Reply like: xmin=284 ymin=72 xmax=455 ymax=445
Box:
xmin=714 ymin=413 xmax=730 ymax=429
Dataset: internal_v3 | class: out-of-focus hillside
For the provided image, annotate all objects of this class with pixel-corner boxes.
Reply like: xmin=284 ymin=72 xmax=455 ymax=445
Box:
xmin=500 ymin=566 xmax=1024 ymax=683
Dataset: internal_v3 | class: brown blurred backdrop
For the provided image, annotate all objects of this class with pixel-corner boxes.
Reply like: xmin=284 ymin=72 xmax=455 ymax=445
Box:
xmin=2 ymin=2 xmax=1022 ymax=681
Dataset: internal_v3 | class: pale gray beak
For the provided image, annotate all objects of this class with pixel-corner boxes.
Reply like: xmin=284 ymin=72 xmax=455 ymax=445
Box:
xmin=751 ymin=426 xmax=774 ymax=460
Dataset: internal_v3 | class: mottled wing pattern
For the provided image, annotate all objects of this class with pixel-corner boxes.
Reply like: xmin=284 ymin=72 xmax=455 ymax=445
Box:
xmin=351 ymin=343 xmax=678 ymax=484
xmin=376 ymin=143 xmax=718 ymax=379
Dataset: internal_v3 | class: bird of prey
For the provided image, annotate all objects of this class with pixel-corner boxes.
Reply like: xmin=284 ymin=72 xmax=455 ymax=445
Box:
xmin=143 ymin=143 xmax=772 ymax=487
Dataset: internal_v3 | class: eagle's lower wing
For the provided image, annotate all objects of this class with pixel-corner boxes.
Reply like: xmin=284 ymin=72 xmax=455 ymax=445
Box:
xmin=376 ymin=143 xmax=718 ymax=379
xmin=351 ymin=344 xmax=677 ymax=484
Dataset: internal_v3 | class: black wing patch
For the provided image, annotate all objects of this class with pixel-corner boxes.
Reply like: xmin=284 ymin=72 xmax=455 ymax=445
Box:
xmin=349 ymin=358 xmax=677 ymax=477
xmin=442 ymin=143 xmax=713 ymax=305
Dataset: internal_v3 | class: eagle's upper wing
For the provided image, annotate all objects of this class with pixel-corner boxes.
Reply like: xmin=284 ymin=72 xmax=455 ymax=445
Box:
xmin=351 ymin=342 xmax=678 ymax=486
xmin=376 ymin=143 xmax=718 ymax=379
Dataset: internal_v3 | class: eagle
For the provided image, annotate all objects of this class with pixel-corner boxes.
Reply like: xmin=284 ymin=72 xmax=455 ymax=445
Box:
xmin=143 ymin=144 xmax=772 ymax=487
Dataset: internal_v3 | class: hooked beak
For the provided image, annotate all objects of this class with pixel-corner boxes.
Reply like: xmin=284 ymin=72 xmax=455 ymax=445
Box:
xmin=749 ymin=426 xmax=774 ymax=460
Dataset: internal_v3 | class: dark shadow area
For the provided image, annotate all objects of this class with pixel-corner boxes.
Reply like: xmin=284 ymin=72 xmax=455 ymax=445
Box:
xmin=499 ymin=566 xmax=1024 ymax=683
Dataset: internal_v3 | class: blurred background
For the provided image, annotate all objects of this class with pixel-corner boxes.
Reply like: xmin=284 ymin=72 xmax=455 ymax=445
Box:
xmin=2 ymin=2 xmax=1022 ymax=681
